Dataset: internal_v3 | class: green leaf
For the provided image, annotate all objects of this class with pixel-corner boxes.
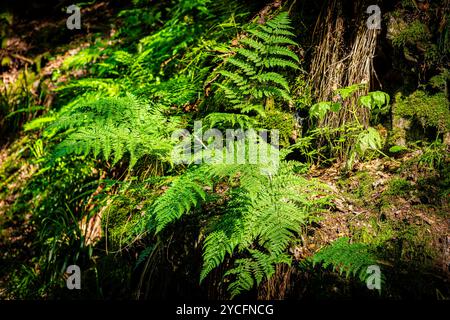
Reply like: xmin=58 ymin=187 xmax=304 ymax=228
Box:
xmin=310 ymin=102 xmax=331 ymax=120
xmin=389 ymin=145 xmax=408 ymax=153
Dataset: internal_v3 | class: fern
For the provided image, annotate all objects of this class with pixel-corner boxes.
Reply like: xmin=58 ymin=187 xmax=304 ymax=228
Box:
xmin=312 ymin=237 xmax=379 ymax=283
xmin=200 ymin=161 xmax=331 ymax=297
xmin=214 ymin=12 xmax=300 ymax=117
xmin=48 ymin=94 xmax=180 ymax=167
xmin=138 ymin=158 xmax=330 ymax=298
xmin=55 ymin=78 xmax=122 ymax=97
xmin=151 ymin=167 xmax=210 ymax=233
xmin=224 ymin=250 xmax=291 ymax=298
xmin=203 ymin=112 xmax=258 ymax=129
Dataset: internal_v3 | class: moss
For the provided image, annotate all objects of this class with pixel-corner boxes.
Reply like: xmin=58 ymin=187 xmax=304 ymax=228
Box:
xmin=387 ymin=126 xmax=407 ymax=147
xmin=430 ymin=69 xmax=450 ymax=91
xmin=391 ymin=20 xmax=431 ymax=48
xmin=257 ymin=109 xmax=296 ymax=148
xmin=352 ymin=217 xmax=396 ymax=247
xmin=393 ymin=91 xmax=450 ymax=133
xmin=384 ymin=178 xmax=412 ymax=196
xmin=103 ymin=201 xmax=143 ymax=247
xmin=355 ymin=172 xmax=375 ymax=199
xmin=337 ymin=171 xmax=376 ymax=205
xmin=397 ymin=224 xmax=436 ymax=267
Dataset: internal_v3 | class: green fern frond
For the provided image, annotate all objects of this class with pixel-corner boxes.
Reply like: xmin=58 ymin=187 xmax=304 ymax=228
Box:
xmin=56 ymin=78 xmax=122 ymax=97
xmin=312 ymin=237 xmax=379 ymax=282
xmin=247 ymin=29 xmax=272 ymax=43
xmin=152 ymin=168 xmax=209 ymax=233
xmin=216 ymin=83 xmax=243 ymax=101
xmin=224 ymin=251 xmax=291 ymax=298
xmin=239 ymin=38 xmax=266 ymax=52
xmin=49 ymin=94 xmax=179 ymax=167
xmin=219 ymin=70 xmax=248 ymax=87
xmin=203 ymin=113 xmax=259 ymax=129
xmin=265 ymin=12 xmax=294 ymax=30
xmin=264 ymin=57 xmax=299 ymax=69
xmin=266 ymin=45 xmax=299 ymax=62
xmin=259 ymin=24 xmax=295 ymax=37
xmin=253 ymin=72 xmax=290 ymax=91
xmin=236 ymin=104 xmax=265 ymax=116
xmin=235 ymin=47 xmax=262 ymax=65
xmin=226 ymin=57 xmax=257 ymax=75
xmin=215 ymin=11 xmax=300 ymax=114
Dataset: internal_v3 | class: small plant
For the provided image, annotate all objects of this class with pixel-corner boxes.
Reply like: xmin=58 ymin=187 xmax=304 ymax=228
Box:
xmin=417 ymin=140 xmax=448 ymax=170
xmin=308 ymin=85 xmax=390 ymax=167
xmin=389 ymin=145 xmax=408 ymax=154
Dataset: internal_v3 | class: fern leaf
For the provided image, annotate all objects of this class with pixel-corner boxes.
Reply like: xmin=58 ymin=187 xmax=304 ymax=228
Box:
xmin=253 ymin=72 xmax=290 ymax=91
xmin=239 ymin=38 xmax=266 ymax=52
xmin=267 ymin=45 xmax=299 ymax=62
xmin=226 ymin=57 xmax=257 ymax=75
xmin=264 ymin=57 xmax=299 ymax=69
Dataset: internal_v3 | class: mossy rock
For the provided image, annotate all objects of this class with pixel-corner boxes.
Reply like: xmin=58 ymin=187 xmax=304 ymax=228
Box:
xmin=393 ymin=91 xmax=450 ymax=133
xmin=391 ymin=20 xmax=431 ymax=48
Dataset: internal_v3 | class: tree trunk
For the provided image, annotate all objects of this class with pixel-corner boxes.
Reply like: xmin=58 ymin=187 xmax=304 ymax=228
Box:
xmin=310 ymin=0 xmax=380 ymax=129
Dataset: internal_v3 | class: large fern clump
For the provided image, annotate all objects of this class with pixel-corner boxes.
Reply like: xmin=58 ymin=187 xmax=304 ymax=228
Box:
xmin=48 ymin=94 xmax=181 ymax=167
xmin=200 ymin=162 xmax=330 ymax=297
xmin=139 ymin=159 xmax=330 ymax=297
xmin=30 ymin=6 xmax=326 ymax=299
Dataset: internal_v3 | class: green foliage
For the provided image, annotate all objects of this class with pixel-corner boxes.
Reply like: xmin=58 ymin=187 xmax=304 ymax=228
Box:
xmin=309 ymin=101 xmax=341 ymax=120
xmin=394 ymin=91 xmax=450 ymax=133
xmin=48 ymin=94 xmax=180 ymax=167
xmin=336 ymin=83 xmax=366 ymax=100
xmin=359 ymin=91 xmax=390 ymax=122
xmin=352 ymin=172 xmax=375 ymax=200
xmin=0 ymin=11 xmax=12 ymax=39
xmin=389 ymin=145 xmax=408 ymax=154
xmin=1 ymin=152 xmax=100 ymax=298
xmin=3 ymin=0 xmax=449 ymax=301
xmin=0 ymin=68 xmax=38 ymax=135
xmin=151 ymin=167 xmax=209 ymax=233
xmin=214 ymin=12 xmax=300 ymax=116
xmin=116 ymin=5 xmax=161 ymax=41
xmin=392 ymin=20 xmax=431 ymax=48
xmin=429 ymin=69 xmax=450 ymax=91
xmin=346 ymin=127 xmax=385 ymax=169
xmin=55 ymin=78 xmax=122 ymax=98
xmin=355 ymin=127 xmax=384 ymax=155
xmin=62 ymin=46 xmax=104 ymax=71
xmin=312 ymin=237 xmax=379 ymax=283
xmin=133 ymin=159 xmax=330 ymax=298
xmin=203 ymin=112 xmax=258 ymax=129
xmin=256 ymin=109 xmax=296 ymax=147
xmin=308 ymin=85 xmax=390 ymax=166
xmin=200 ymin=162 xmax=330 ymax=297
xmin=224 ymin=250 xmax=291 ymax=297
xmin=417 ymin=139 xmax=448 ymax=170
